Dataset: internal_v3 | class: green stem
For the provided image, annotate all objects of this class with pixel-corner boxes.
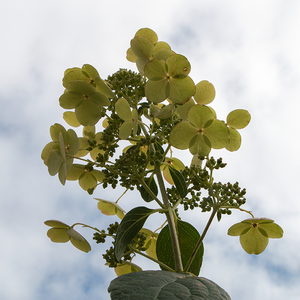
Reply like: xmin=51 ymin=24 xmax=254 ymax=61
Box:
xmin=154 ymin=162 xmax=183 ymax=273
xmin=221 ymin=206 xmax=254 ymax=218
xmin=183 ymin=207 xmax=218 ymax=273
xmin=71 ymin=223 xmax=101 ymax=233
xmin=139 ymin=120 xmax=183 ymax=272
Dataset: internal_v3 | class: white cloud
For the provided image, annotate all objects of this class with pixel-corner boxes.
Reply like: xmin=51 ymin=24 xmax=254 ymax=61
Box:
xmin=1 ymin=0 xmax=299 ymax=299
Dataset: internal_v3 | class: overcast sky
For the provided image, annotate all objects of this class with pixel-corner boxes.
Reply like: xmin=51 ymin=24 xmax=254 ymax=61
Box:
xmin=1 ymin=0 xmax=300 ymax=299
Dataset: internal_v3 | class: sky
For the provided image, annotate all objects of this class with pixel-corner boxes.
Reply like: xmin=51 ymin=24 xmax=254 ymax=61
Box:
xmin=1 ymin=0 xmax=300 ymax=299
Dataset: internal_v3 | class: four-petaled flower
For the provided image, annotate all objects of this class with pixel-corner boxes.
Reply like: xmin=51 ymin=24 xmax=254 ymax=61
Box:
xmin=228 ymin=218 xmax=283 ymax=254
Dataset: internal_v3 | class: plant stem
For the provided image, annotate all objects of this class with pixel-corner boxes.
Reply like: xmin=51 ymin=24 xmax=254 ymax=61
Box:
xmin=138 ymin=119 xmax=183 ymax=272
xmin=71 ymin=223 xmax=101 ymax=233
xmin=154 ymin=162 xmax=183 ymax=273
xmin=183 ymin=207 xmax=218 ymax=273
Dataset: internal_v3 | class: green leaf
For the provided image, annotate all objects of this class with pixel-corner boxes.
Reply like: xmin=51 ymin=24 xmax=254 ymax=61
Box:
xmin=168 ymin=166 xmax=188 ymax=198
xmin=66 ymin=80 xmax=96 ymax=94
xmin=62 ymin=69 xmax=89 ymax=88
xmin=228 ymin=222 xmax=251 ymax=236
xmin=168 ymin=76 xmax=195 ymax=104
xmin=226 ymin=127 xmax=241 ymax=151
xmin=152 ymin=104 xmax=175 ymax=119
xmin=166 ymin=54 xmax=191 ymax=78
xmin=187 ymin=105 xmax=215 ymax=129
xmin=114 ymin=206 xmax=155 ymax=261
xmin=156 ymin=220 xmax=204 ymax=276
xmin=41 ymin=142 xmax=55 ymax=165
xmin=78 ymin=171 xmax=97 ymax=191
xmin=50 ymin=123 xmax=67 ymax=143
xmin=189 ymin=134 xmax=212 ymax=156
xmin=130 ymin=35 xmax=154 ymax=60
xmin=70 ymin=237 xmax=91 ymax=253
xmin=81 ymin=64 xmax=100 ymax=82
xmin=119 ymin=121 xmax=133 ymax=139
xmin=259 ymin=222 xmax=283 ymax=238
xmin=140 ymin=176 xmax=158 ymax=202
xmin=47 ymin=228 xmax=70 ymax=243
xmin=114 ymin=261 xmax=142 ymax=276
xmin=145 ymin=78 xmax=169 ymax=103
xmin=44 ymin=219 xmax=91 ymax=252
xmin=153 ymin=41 xmax=171 ymax=53
xmin=59 ymin=91 xmax=84 ymax=109
xmin=75 ymin=98 xmax=101 ymax=126
xmin=88 ymin=91 xmax=110 ymax=107
xmin=95 ymin=198 xmax=125 ymax=219
xmin=66 ymin=129 xmax=79 ymax=155
xmin=136 ymin=57 xmax=149 ymax=74
xmin=47 ymin=150 xmax=63 ymax=176
xmin=204 ymin=119 xmax=229 ymax=149
xmin=163 ymin=157 xmax=185 ymax=184
xmin=108 ymin=271 xmax=230 ymax=300
xmin=194 ymin=80 xmax=216 ymax=104
xmin=82 ymin=125 xmax=95 ymax=139
xmin=126 ymin=47 xmax=137 ymax=62
xmin=63 ymin=111 xmax=80 ymax=127
xmin=144 ymin=59 xmax=167 ymax=81
xmin=65 ymin=228 xmax=85 ymax=242
xmin=153 ymin=48 xmax=175 ymax=61
xmin=240 ymin=227 xmax=269 ymax=255
xmin=81 ymin=64 xmax=115 ymax=99
xmin=226 ymin=109 xmax=251 ymax=129
xmin=66 ymin=164 xmax=85 ymax=180
xmin=44 ymin=220 xmax=70 ymax=229
xmin=135 ymin=28 xmax=158 ymax=44
xmin=115 ymin=98 xmax=132 ymax=121
xmin=169 ymin=121 xmax=198 ymax=150
xmin=176 ymin=98 xmax=195 ymax=120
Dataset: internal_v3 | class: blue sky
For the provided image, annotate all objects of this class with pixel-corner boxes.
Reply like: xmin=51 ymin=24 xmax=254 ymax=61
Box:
xmin=1 ymin=0 xmax=300 ymax=299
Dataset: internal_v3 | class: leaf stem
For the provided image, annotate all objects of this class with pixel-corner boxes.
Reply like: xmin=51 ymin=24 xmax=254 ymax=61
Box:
xmin=71 ymin=223 xmax=101 ymax=233
xmin=154 ymin=162 xmax=183 ymax=273
xmin=183 ymin=207 xmax=217 ymax=273
xmin=221 ymin=206 xmax=254 ymax=218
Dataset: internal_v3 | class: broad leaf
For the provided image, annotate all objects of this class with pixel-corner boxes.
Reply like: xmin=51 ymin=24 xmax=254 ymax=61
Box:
xmin=166 ymin=54 xmax=191 ymax=79
xmin=194 ymin=80 xmax=216 ymax=105
xmin=63 ymin=111 xmax=81 ymax=127
xmin=163 ymin=157 xmax=185 ymax=184
xmin=169 ymin=121 xmax=198 ymax=150
xmin=140 ymin=176 xmax=158 ymax=202
xmin=144 ymin=59 xmax=167 ymax=81
xmin=108 ymin=271 xmax=230 ymax=300
xmin=227 ymin=109 xmax=251 ymax=129
xmin=95 ymin=198 xmax=125 ymax=219
xmin=135 ymin=28 xmax=158 ymax=44
xmin=226 ymin=127 xmax=241 ymax=151
xmin=130 ymin=35 xmax=154 ymax=60
xmin=114 ymin=206 xmax=156 ymax=261
xmin=239 ymin=227 xmax=269 ymax=255
xmin=119 ymin=121 xmax=133 ymax=139
xmin=188 ymin=105 xmax=215 ymax=129
xmin=145 ymin=78 xmax=169 ymax=103
xmin=115 ymin=98 xmax=132 ymax=121
xmin=156 ymin=220 xmax=204 ymax=276
xmin=114 ymin=261 xmax=142 ymax=276
xmin=168 ymin=76 xmax=195 ymax=104
xmin=168 ymin=166 xmax=188 ymax=198
xmin=204 ymin=119 xmax=229 ymax=149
